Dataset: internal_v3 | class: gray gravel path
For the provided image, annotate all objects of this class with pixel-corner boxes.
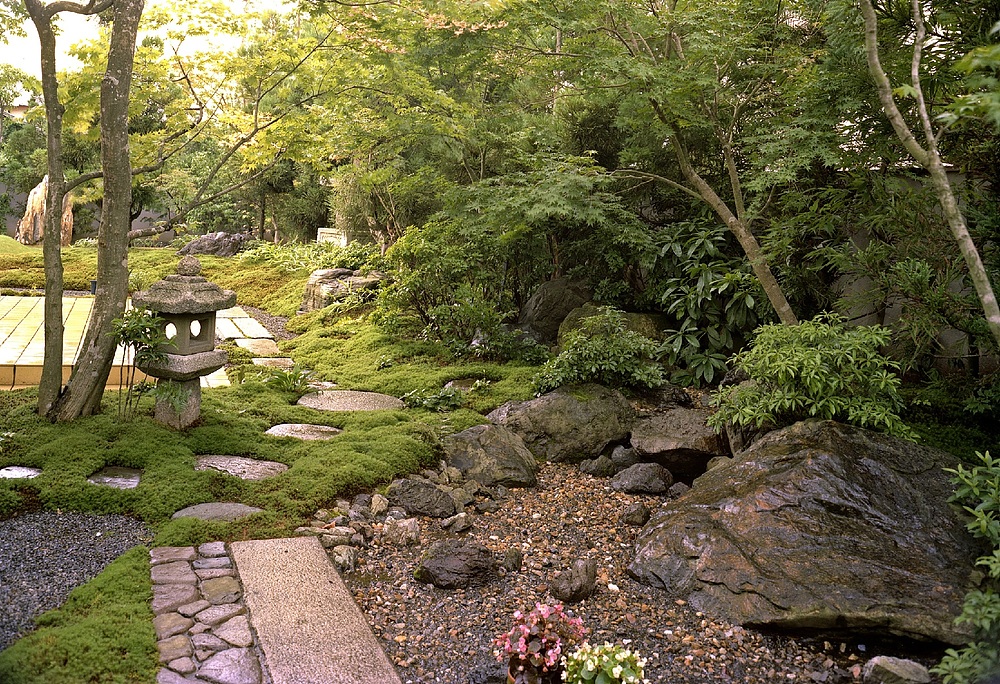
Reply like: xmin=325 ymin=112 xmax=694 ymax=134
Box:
xmin=0 ymin=511 xmax=152 ymax=652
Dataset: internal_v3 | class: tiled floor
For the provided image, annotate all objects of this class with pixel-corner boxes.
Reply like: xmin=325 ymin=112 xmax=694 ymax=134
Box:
xmin=0 ymin=296 xmax=259 ymax=390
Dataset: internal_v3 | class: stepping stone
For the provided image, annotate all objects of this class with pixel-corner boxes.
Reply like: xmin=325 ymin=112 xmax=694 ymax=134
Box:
xmin=297 ymin=390 xmax=404 ymax=412
xmin=87 ymin=466 xmax=142 ymax=489
xmin=251 ymin=358 xmax=295 ymax=370
xmin=0 ymin=466 xmax=41 ymax=479
xmin=195 ymin=455 xmax=288 ymax=480
xmin=171 ymin=503 xmax=264 ymax=522
xmin=264 ymin=424 xmax=342 ymax=441
xmin=233 ymin=338 xmax=280 ymax=356
xmin=230 ymin=537 xmax=402 ymax=684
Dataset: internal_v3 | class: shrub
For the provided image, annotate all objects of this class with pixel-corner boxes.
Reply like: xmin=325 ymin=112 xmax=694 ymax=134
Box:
xmin=531 ymin=307 xmax=665 ymax=395
xmin=933 ymin=451 xmax=1000 ymax=684
xmin=708 ymin=313 xmax=914 ymax=438
xmin=562 ymin=642 xmax=649 ymax=684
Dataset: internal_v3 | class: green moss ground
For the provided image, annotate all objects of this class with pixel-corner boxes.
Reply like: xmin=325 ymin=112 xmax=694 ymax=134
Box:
xmin=0 ymin=243 xmax=533 ymax=681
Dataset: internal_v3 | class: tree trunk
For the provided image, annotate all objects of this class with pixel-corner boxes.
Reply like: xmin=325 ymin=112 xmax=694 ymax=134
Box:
xmin=49 ymin=0 xmax=145 ymax=421
xmin=859 ymin=0 xmax=1000 ymax=351
xmin=25 ymin=0 xmax=68 ymax=416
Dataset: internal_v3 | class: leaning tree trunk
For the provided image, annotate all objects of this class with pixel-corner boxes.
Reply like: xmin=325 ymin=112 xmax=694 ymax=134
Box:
xmin=25 ymin=0 xmax=68 ymax=417
xmin=50 ymin=0 xmax=145 ymax=421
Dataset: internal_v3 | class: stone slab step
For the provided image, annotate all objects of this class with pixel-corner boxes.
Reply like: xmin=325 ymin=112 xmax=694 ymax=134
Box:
xmin=229 ymin=537 xmax=401 ymax=684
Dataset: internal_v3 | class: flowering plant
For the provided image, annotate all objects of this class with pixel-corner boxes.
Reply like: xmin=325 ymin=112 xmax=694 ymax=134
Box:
xmin=561 ymin=642 xmax=649 ymax=684
xmin=495 ymin=602 xmax=586 ymax=672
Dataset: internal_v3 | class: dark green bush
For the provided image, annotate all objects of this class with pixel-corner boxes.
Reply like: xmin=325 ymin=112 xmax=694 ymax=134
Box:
xmin=708 ymin=313 xmax=914 ymax=438
xmin=531 ymin=307 xmax=665 ymax=394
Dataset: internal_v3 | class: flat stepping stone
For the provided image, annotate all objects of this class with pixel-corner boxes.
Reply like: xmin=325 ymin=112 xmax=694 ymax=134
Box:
xmin=0 ymin=466 xmax=41 ymax=479
xmin=195 ymin=455 xmax=288 ymax=480
xmin=233 ymin=338 xmax=281 ymax=356
xmin=230 ymin=537 xmax=401 ymax=684
xmin=172 ymin=503 xmax=264 ymax=522
xmin=297 ymin=390 xmax=403 ymax=412
xmin=87 ymin=466 xmax=142 ymax=489
xmin=264 ymin=424 xmax=342 ymax=441
xmin=250 ymin=357 xmax=295 ymax=369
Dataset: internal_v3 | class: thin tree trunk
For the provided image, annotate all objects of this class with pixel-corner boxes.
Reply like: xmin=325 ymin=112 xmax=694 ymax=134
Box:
xmin=25 ymin=0 xmax=67 ymax=416
xmin=50 ymin=0 xmax=145 ymax=420
xmin=859 ymin=0 xmax=1000 ymax=351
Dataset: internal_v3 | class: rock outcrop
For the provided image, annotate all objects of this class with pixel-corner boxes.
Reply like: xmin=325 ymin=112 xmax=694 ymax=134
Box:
xmin=630 ymin=407 xmax=727 ymax=481
xmin=628 ymin=420 xmax=982 ymax=644
xmin=516 ymin=278 xmax=591 ymax=343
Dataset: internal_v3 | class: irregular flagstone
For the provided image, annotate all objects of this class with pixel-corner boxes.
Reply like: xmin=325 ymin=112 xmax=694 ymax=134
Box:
xmin=171 ymin=503 xmax=263 ymax=522
xmin=0 ymin=466 xmax=41 ymax=479
xmin=234 ymin=338 xmax=281 ymax=356
xmin=198 ymin=541 xmax=227 ymax=557
xmin=86 ymin=466 xmax=142 ymax=489
xmin=157 ymin=668 xmax=200 ymax=684
xmin=195 ymin=604 xmax=244 ymax=626
xmin=167 ymin=657 xmax=196 ymax=675
xmin=178 ymin=600 xmax=210 ymax=617
xmin=214 ymin=615 xmax=254 ymax=647
xmin=191 ymin=633 xmax=229 ymax=651
xmin=195 ymin=455 xmax=288 ymax=480
xmin=250 ymin=357 xmax=295 ymax=369
xmin=196 ymin=568 xmax=235 ymax=580
xmin=198 ymin=648 xmax=262 ymax=684
xmin=264 ymin=423 xmax=342 ymax=440
xmin=157 ymin=635 xmax=193 ymax=663
xmin=151 ymin=547 xmax=198 ymax=565
xmin=201 ymin=576 xmax=242 ymax=604
xmin=152 ymin=584 xmax=201 ymax=615
xmin=193 ymin=557 xmax=231 ymax=570
xmin=153 ymin=612 xmax=194 ymax=640
xmin=151 ymin=561 xmax=198 ymax=585
xmin=297 ymin=389 xmax=404 ymax=412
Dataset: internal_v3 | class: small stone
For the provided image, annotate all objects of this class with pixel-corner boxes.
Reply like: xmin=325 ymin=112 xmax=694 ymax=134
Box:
xmin=370 ymin=494 xmax=389 ymax=517
xmin=151 ymin=561 xmax=198 ymax=585
xmin=667 ymin=482 xmax=690 ymax=499
xmin=153 ymin=612 xmax=194 ymax=640
xmin=198 ymin=541 xmax=227 ymax=557
xmin=167 ymin=657 xmax=196 ymax=675
xmin=198 ymin=647 xmax=261 ymax=684
xmin=157 ymin=635 xmax=193 ymax=663
xmin=441 ymin=512 xmax=474 ymax=533
xmin=383 ymin=517 xmax=420 ymax=546
xmin=550 ymin=558 xmax=598 ymax=604
xmin=177 ymin=600 xmax=210 ymax=617
xmin=196 ymin=568 xmax=235 ymax=580
xmin=330 ymin=545 xmax=358 ymax=574
xmin=191 ymin=633 xmax=229 ymax=652
xmin=501 ymin=548 xmax=523 ymax=573
xmin=151 ymin=547 xmax=198 ymax=566
xmin=214 ymin=615 xmax=254 ymax=647
xmin=621 ymin=502 xmax=651 ymax=526
xmin=201 ymin=576 xmax=242 ymax=604
xmin=193 ymin=557 xmax=231 ymax=570
xmin=196 ymin=604 xmax=245 ymax=626
xmin=190 ymin=623 xmax=211 ymax=634
xmin=862 ymin=656 xmax=931 ymax=684
xmin=152 ymin=584 xmax=201 ymax=615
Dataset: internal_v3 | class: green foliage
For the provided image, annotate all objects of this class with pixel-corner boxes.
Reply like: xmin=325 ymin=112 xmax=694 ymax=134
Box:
xmin=652 ymin=219 xmax=762 ymax=387
xmin=110 ymin=309 xmax=168 ymax=421
xmin=532 ymin=307 xmax=664 ymax=395
xmin=562 ymin=642 xmax=649 ymax=684
xmin=709 ymin=313 xmax=914 ymax=438
xmin=237 ymin=240 xmax=381 ymax=274
xmin=401 ymin=386 xmax=466 ymax=412
xmin=261 ymin=365 xmax=315 ymax=398
xmin=934 ymin=451 xmax=1000 ymax=684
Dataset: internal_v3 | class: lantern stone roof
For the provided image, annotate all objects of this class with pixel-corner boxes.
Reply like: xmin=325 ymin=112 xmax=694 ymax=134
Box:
xmin=132 ymin=256 xmax=237 ymax=314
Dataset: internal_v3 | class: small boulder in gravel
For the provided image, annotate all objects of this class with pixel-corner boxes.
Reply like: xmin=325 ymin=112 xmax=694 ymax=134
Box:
xmin=441 ymin=512 xmax=474 ymax=533
xmin=621 ymin=502 xmax=651 ymax=527
xmin=387 ymin=478 xmax=458 ymax=518
xmin=501 ymin=548 xmax=523 ymax=573
xmin=610 ymin=463 xmax=673 ymax=494
xmin=383 ymin=518 xmax=420 ymax=546
xmin=579 ymin=455 xmax=616 ymax=478
xmin=550 ymin=558 xmax=598 ymax=604
xmin=370 ymin=493 xmax=389 ymax=518
xmin=414 ymin=540 xmax=497 ymax=589
xmin=443 ymin=424 xmax=538 ymax=488
xmin=330 ymin=545 xmax=358 ymax=573
xmin=610 ymin=445 xmax=642 ymax=471
xmin=862 ymin=656 xmax=931 ymax=684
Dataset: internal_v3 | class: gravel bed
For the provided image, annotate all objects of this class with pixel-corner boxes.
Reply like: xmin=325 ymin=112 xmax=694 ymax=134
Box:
xmin=344 ymin=463 xmax=943 ymax=684
xmin=239 ymin=304 xmax=296 ymax=341
xmin=0 ymin=511 xmax=153 ymax=652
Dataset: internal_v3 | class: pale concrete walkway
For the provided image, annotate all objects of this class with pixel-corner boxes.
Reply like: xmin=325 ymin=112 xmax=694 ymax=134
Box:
xmin=0 ymin=296 xmax=269 ymax=390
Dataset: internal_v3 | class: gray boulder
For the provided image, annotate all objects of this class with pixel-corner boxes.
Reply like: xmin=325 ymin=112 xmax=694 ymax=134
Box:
xmin=487 ymin=384 xmax=635 ymax=463
xmin=413 ymin=540 xmax=497 ymax=589
xmin=628 ymin=420 xmax=983 ymax=644
xmin=610 ymin=463 xmax=673 ymax=494
xmin=442 ymin=424 xmax=538 ymax=488
xmin=300 ymin=268 xmax=385 ymax=313
xmin=579 ymin=455 xmax=617 ymax=478
xmin=862 ymin=656 xmax=931 ymax=684
xmin=630 ymin=407 xmax=727 ymax=481
xmin=387 ymin=479 xmax=457 ymax=519
xmin=557 ymin=302 xmax=667 ymax=348
xmin=621 ymin=502 xmax=651 ymax=527
xmin=176 ymin=232 xmax=252 ymax=258
xmin=550 ymin=558 xmax=598 ymax=604
xmin=516 ymin=278 xmax=592 ymax=343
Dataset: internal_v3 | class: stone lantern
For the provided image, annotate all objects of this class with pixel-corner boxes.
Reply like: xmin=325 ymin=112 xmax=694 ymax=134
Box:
xmin=132 ymin=255 xmax=236 ymax=428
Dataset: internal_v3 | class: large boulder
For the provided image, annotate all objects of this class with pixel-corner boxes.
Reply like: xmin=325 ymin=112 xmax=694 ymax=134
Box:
xmin=387 ymin=479 xmax=458 ymax=519
xmin=176 ymin=231 xmax=252 ymax=257
xmin=630 ymin=407 xmax=727 ymax=481
xmin=442 ymin=424 xmax=538 ymax=488
xmin=413 ymin=540 xmax=497 ymax=589
xmin=628 ymin=420 xmax=983 ymax=645
xmin=516 ymin=278 xmax=592 ymax=343
xmin=300 ymin=268 xmax=385 ymax=313
xmin=487 ymin=384 xmax=635 ymax=463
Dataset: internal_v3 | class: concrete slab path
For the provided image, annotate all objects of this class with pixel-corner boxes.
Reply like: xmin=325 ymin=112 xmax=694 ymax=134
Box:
xmin=230 ymin=537 xmax=402 ymax=684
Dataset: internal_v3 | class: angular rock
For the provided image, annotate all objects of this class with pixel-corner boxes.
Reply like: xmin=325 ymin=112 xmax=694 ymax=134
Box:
xmin=621 ymin=502 xmax=651 ymax=527
xmin=196 ymin=568 xmax=235 ymax=580
xmin=383 ymin=517 xmax=420 ymax=546
xmin=178 ymin=600 xmax=210 ymax=617
xmin=610 ymin=446 xmax=642 ymax=471
xmin=666 ymin=482 xmax=690 ymax=499
xmin=579 ymin=455 xmax=616 ymax=478
xmin=488 ymin=384 xmax=635 ymax=463
xmin=442 ymin=424 xmax=538 ymax=488
xmin=863 ymin=656 xmax=931 ymax=684
xmin=501 ymin=548 xmax=524 ymax=573
xmin=387 ymin=478 xmax=457 ymax=518
xmin=550 ymin=558 xmax=598 ymax=604
xmin=301 ymin=268 xmax=385 ymax=313
xmin=153 ymin=612 xmax=194 ymax=640
xmin=628 ymin=420 xmax=984 ymax=644
xmin=198 ymin=647 xmax=261 ymax=684
xmin=630 ymin=407 xmax=726 ymax=481
xmin=516 ymin=278 xmax=592 ymax=343
xmin=152 ymin=584 xmax=201 ymax=615
xmin=319 ymin=527 xmax=355 ymax=548
xmin=201 ymin=576 xmax=242 ymax=605
xmin=151 ymin=561 xmax=198 ymax=585
xmin=414 ymin=540 xmax=497 ymax=589
xmin=167 ymin=657 xmax=196 ymax=675
xmin=441 ymin=512 xmax=473 ymax=533
xmin=610 ymin=463 xmax=673 ymax=494
xmin=214 ymin=615 xmax=254 ymax=648
xmin=370 ymin=493 xmax=389 ymax=518
xmin=330 ymin=545 xmax=358 ymax=574
xmin=193 ymin=557 xmax=231 ymax=570
xmin=157 ymin=635 xmax=193 ymax=663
